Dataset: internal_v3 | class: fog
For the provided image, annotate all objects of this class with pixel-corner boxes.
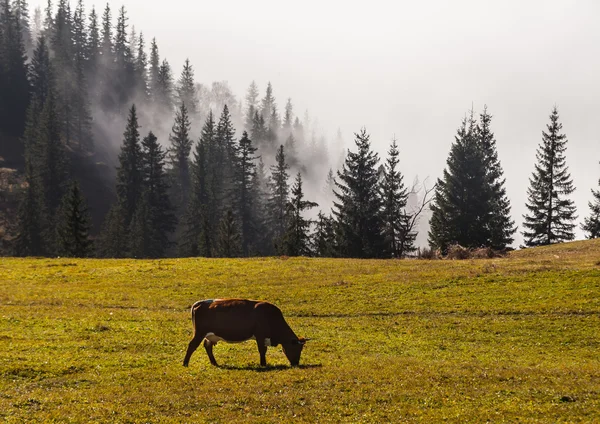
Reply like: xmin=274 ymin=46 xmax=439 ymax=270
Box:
xmin=30 ymin=0 xmax=600 ymax=247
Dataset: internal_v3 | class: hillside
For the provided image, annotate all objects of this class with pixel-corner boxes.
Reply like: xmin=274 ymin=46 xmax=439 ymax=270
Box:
xmin=1 ymin=240 xmax=599 ymax=422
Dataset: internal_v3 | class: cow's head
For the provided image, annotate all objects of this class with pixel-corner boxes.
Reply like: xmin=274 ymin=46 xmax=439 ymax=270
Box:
xmin=282 ymin=337 xmax=309 ymax=366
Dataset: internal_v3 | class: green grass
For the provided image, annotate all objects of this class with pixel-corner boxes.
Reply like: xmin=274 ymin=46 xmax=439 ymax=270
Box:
xmin=1 ymin=240 xmax=600 ymax=422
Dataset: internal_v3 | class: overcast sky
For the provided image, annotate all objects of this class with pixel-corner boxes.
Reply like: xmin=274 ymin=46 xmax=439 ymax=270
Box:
xmin=32 ymin=0 xmax=600 ymax=246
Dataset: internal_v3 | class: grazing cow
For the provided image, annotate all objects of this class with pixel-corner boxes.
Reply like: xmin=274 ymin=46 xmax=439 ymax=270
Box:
xmin=182 ymin=298 xmax=309 ymax=367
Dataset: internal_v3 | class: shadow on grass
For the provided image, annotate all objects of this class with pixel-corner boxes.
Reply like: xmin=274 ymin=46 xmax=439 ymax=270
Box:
xmin=218 ymin=363 xmax=322 ymax=372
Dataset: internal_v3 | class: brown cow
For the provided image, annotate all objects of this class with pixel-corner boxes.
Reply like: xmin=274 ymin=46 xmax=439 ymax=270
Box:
xmin=182 ymin=298 xmax=309 ymax=367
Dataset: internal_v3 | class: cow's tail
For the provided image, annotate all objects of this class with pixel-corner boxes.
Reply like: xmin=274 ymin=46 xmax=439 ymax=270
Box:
xmin=190 ymin=300 xmax=204 ymax=335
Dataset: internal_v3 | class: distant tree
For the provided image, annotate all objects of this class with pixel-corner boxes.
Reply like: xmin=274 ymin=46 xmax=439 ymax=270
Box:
xmin=260 ymin=81 xmax=276 ymax=128
xmin=180 ymin=116 xmax=211 ymax=257
xmin=0 ymin=0 xmax=30 ymax=137
xmin=148 ymin=37 xmax=160 ymax=100
xmin=267 ymin=145 xmax=290 ymax=252
xmin=380 ymin=138 xmax=414 ymax=258
xmin=284 ymin=133 xmax=298 ymax=168
xmin=115 ymin=105 xmax=143 ymax=229
xmin=215 ymin=105 xmax=237 ymax=213
xmin=282 ymin=172 xmax=318 ymax=256
xmin=14 ymin=160 xmax=46 ymax=256
xmin=214 ymin=210 xmax=242 ymax=258
xmin=13 ymin=0 xmax=32 ymax=53
xmin=176 ymin=59 xmax=198 ymax=115
xmin=130 ymin=132 xmax=176 ymax=258
xmin=113 ymin=6 xmax=135 ymax=109
xmin=582 ymin=168 xmax=600 ymax=239
xmin=333 ymin=128 xmax=385 ymax=258
xmin=134 ymin=32 xmax=148 ymax=98
xmin=72 ymin=0 xmax=93 ymax=153
xmin=156 ymin=59 xmax=174 ymax=113
xmin=522 ymin=107 xmax=577 ymax=246
xmin=29 ymin=34 xmax=53 ymax=106
xmin=312 ymin=212 xmax=336 ymax=257
xmin=232 ymin=131 xmax=258 ymax=256
xmin=57 ymin=180 xmax=93 ymax=257
xmin=244 ymin=80 xmax=259 ymax=130
xmin=168 ymin=102 xmax=193 ymax=216
xmin=283 ymin=98 xmax=293 ymax=131
xmin=429 ymin=114 xmax=491 ymax=253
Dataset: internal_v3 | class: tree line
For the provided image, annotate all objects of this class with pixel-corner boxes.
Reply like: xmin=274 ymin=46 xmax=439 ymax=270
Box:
xmin=2 ymin=0 xmax=600 ymax=259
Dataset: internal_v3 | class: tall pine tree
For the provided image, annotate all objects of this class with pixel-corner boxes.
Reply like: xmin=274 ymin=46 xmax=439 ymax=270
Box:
xmin=333 ymin=128 xmax=385 ymax=258
xmin=57 ymin=180 xmax=93 ymax=257
xmin=522 ymin=107 xmax=577 ymax=246
xmin=282 ymin=172 xmax=318 ymax=256
xmin=267 ymin=145 xmax=290 ymax=252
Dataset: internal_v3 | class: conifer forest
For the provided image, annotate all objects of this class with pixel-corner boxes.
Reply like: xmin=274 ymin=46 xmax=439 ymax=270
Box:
xmin=1 ymin=0 xmax=599 ymax=259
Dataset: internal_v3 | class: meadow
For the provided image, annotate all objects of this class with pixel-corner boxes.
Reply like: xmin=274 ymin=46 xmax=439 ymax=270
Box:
xmin=1 ymin=240 xmax=599 ymax=423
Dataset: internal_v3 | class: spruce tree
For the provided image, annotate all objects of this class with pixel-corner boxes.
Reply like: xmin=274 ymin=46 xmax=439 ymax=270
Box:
xmin=380 ymin=139 xmax=414 ymax=258
xmin=267 ymin=145 xmax=290 ymax=251
xmin=260 ymin=81 xmax=276 ymax=128
xmin=313 ymin=212 xmax=336 ymax=257
xmin=244 ymin=80 xmax=259 ymax=131
xmin=282 ymin=172 xmax=318 ymax=256
xmin=156 ymin=59 xmax=174 ymax=113
xmin=476 ymin=107 xmax=515 ymax=249
xmin=180 ymin=118 xmax=211 ymax=257
xmin=215 ymin=105 xmax=237 ymax=210
xmin=214 ymin=210 xmax=242 ymax=258
xmin=133 ymin=131 xmax=176 ymax=258
xmin=429 ymin=114 xmax=492 ymax=253
xmin=72 ymin=0 xmax=93 ymax=152
xmin=582 ymin=169 xmax=600 ymax=239
xmin=233 ymin=131 xmax=258 ymax=256
xmin=115 ymin=104 xmax=143 ymax=228
xmin=113 ymin=6 xmax=135 ymax=109
xmin=333 ymin=128 xmax=385 ymax=258
xmin=13 ymin=0 xmax=32 ymax=53
xmin=176 ymin=58 xmax=198 ymax=115
xmin=522 ymin=107 xmax=577 ymax=246
xmin=148 ymin=37 xmax=160 ymax=100
xmin=134 ymin=32 xmax=148 ymax=98
xmin=0 ymin=0 xmax=30 ymax=137
xmin=168 ymin=102 xmax=193 ymax=216
xmin=57 ymin=180 xmax=93 ymax=257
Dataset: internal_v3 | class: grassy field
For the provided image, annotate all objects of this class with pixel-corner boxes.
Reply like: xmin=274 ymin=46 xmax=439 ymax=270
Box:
xmin=1 ymin=241 xmax=600 ymax=423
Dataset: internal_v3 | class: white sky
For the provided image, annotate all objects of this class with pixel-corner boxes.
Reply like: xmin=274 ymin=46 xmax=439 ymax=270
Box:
xmin=32 ymin=0 xmax=600 ymax=246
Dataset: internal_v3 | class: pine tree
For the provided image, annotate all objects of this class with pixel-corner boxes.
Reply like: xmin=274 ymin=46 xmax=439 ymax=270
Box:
xmin=156 ymin=59 xmax=174 ymax=114
xmin=380 ymin=138 xmax=414 ymax=258
xmin=476 ymin=107 xmax=515 ymax=249
xmin=115 ymin=104 xmax=143 ymax=229
xmin=132 ymin=131 xmax=176 ymax=258
xmin=214 ymin=210 xmax=242 ymax=258
xmin=29 ymin=34 xmax=53 ymax=106
xmin=214 ymin=105 xmax=237 ymax=218
xmin=180 ymin=116 xmax=211 ymax=257
xmin=0 ymin=0 xmax=30 ymax=137
xmin=282 ymin=172 xmax=318 ymax=256
xmin=429 ymin=114 xmax=491 ymax=253
xmin=168 ymin=102 xmax=193 ymax=216
xmin=260 ymin=81 xmax=276 ymax=128
xmin=333 ymin=128 xmax=385 ymax=258
xmin=176 ymin=58 xmax=198 ymax=115
xmin=267 ymin=145 xmax=290 ymax=251
xmin=148 ymin=37 xmax=160 ymax=100
xmin=232 ymin=131 xmax=258 ymax=256
xmin=71 ymin=0 xmax=93 ymax=152
xmin=582 ymin=168 xmax=600 ymax=239
xmin=14 ymin=160 xmax=46 ymax=256
xmin=113 ymin=6 xmax=135 ymax=109
xmin=283 ymin=98 xmax=293 ymax=131
xmin=522 ymin=107 xmax=577 ymax=246
xmin=134 ymin=31 xmax=148 ymax=98
xmin=284 ymin=133 xmax=299 ymax=168
xmin=98 ymin=3 xmax=114 ymax=111
xmin=13 ymin=0 xmax=32 ymax=53
xmin=313 ymin=211 xmax=336 ymax=257
xmin=251 ymin=157 xmax=270 ymax=255
xmin=244 ymin=80 xmax=259 ymax=131
xmin=57 ymin=180 xmax=93 ymax=257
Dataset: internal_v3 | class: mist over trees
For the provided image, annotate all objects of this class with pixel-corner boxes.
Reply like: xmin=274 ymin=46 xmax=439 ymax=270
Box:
xmin=0 ymin=0 xmax=595 ymax=258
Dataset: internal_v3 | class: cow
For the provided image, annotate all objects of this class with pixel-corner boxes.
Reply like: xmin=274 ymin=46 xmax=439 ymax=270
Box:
xmin=182 ymin=298 xmax=309 ymax=367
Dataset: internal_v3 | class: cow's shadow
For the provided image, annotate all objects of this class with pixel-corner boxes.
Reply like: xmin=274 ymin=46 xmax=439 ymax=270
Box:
xmin=218 ymin=363 xmax=322 ymax=372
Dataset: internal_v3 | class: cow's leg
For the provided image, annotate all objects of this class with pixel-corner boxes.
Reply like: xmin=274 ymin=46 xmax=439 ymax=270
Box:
xmin=203 ymin=339 xmax=218 ymax=366
xmin=183 ymin=335 xmax=202 ymax=367
xmin=256 ymin=339 xmax=268 ymax=367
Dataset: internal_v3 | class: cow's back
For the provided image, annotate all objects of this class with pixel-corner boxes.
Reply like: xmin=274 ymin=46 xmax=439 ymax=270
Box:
xmin=193 ymin=298 xmax=260 ymax=342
